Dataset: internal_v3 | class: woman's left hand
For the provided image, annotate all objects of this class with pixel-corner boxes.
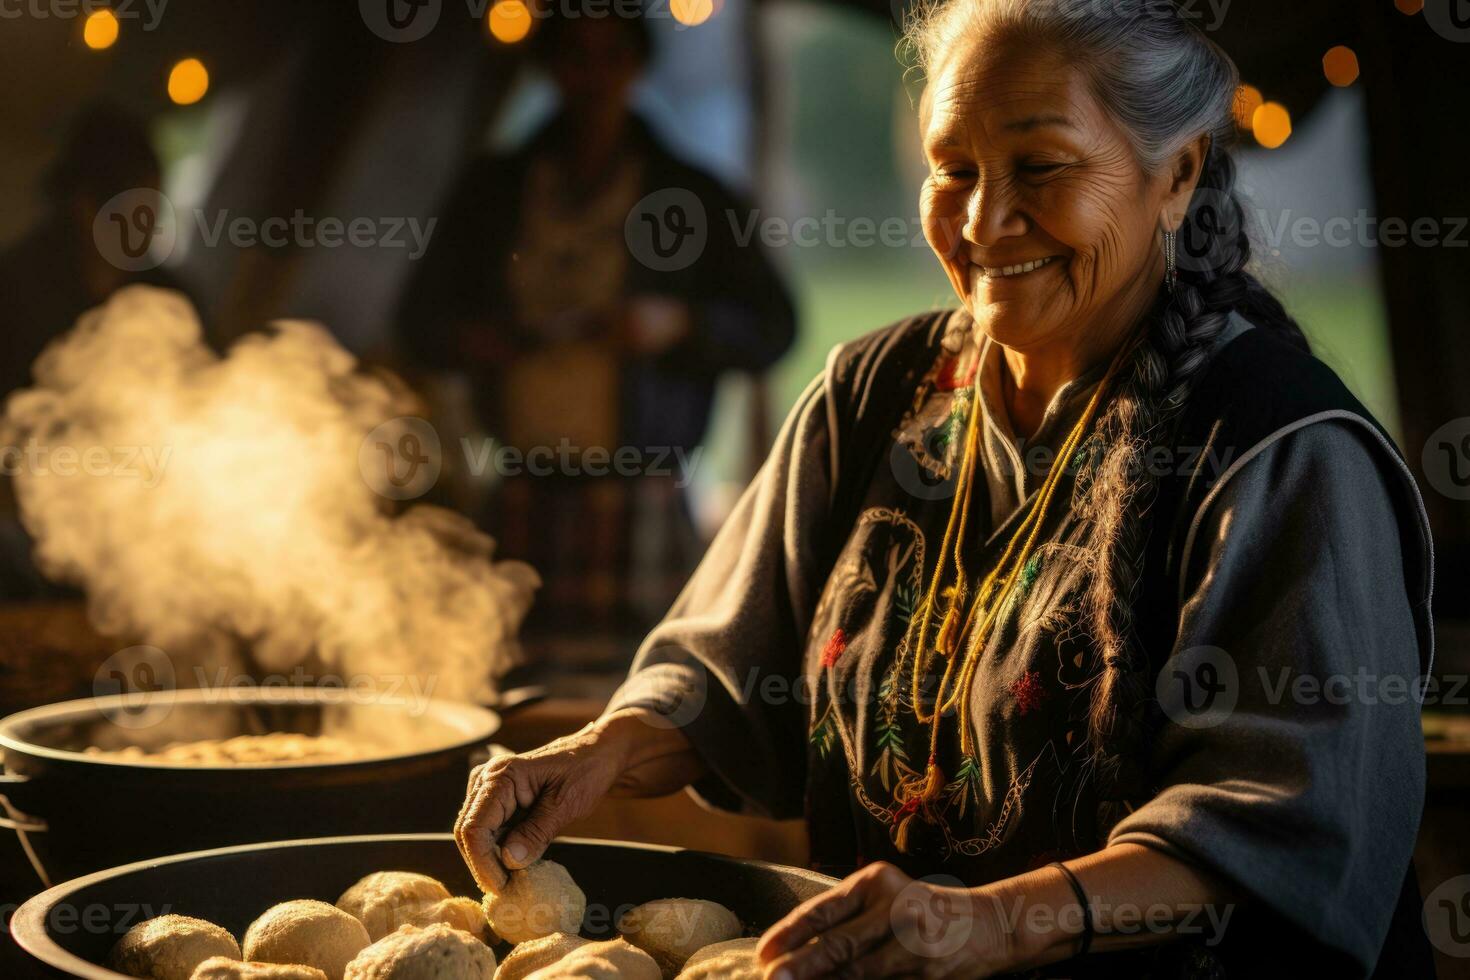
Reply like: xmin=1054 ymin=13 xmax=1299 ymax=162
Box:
xmin=756 ymin=861 xmax=1015 ymax=979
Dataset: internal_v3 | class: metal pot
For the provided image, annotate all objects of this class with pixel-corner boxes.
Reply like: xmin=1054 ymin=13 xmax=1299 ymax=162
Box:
xmin=10 ymin=833 xmax=838 ymax=979
xmin=0 ymin=688 xmax=532 ymax=894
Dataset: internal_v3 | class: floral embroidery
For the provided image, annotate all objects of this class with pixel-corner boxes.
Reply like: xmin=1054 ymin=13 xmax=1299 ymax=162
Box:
xmin=1009 ymin=670 xmax=1047 ymax=716
xmin=810 ymin=705 xmax=838 ymax=759
xmin=821 ymin=628 xmax=848 ymax=668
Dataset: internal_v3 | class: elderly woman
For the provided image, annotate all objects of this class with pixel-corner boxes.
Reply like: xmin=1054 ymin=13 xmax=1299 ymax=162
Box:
xmin=457 ymin=0 xmax=1435 ymax=975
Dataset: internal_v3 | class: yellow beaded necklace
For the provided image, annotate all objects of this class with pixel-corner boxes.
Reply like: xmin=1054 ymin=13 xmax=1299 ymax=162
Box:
xmin=889 ymin=328 xmax=1140 ymax=850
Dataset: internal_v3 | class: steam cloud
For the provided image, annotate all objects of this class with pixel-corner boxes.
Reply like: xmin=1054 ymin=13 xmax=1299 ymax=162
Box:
xmin=2 ymin=286 xmax=537 ymax=702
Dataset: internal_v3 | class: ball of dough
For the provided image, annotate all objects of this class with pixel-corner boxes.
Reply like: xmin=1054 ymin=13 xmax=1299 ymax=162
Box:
xmin=406 ymin=897 xmax=491 ymax=943
xmin=617 ymin=901 xmax=741 ymax=979
xmin=481 ymin=861 xmax=585 ymax=944
xmin=191 ymin=958 xmax=328 ymax=980
xmin=336 ymin=872 xmax=453 ymax=941
xmin=521 ymin=939 xmax=659 ymax=980
xmin=342 ymin=923 xmax=496 ymax=980
xmin=108 ymin=913 xmax=242 ymax=980
xmin=243 ymin=900 xmax=371 ymax=980
xmin=493 ymin=933 xmax=589 ymax=980
xmin=674 ymin=938 xmax=760 ymax=980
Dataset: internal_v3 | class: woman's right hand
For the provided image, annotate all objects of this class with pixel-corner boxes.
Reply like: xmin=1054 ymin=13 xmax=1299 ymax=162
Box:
xmin=454 ymin=708 xmax=704 ymax=893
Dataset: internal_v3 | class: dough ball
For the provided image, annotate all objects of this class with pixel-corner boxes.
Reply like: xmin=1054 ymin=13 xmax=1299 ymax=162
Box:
xmin=674 ymin=938 xmax=760 ymax=980
xmin=481 ymin=861 xmax=585 ymax=944
xmin=243 ymin=899 xmax=372 ymax=980
xmin=493 ymin=933 xmax=589 ymax=980
xmin=343 ymin=923 xmax=496 ymax=980
xmin=616 ymin=901 xmax=741 ymax=979
xmin=336 ymin=872 xmax=453 ymax=941
xmin=407 ymin=897 xmax=492 ymax=943
xmin=520 ymin=939 xmax=659 ymax=980
xmin=191 ymin=958 xmax=328 ymax=980
xmin=108 ymin=914 xmax=242 ymax=980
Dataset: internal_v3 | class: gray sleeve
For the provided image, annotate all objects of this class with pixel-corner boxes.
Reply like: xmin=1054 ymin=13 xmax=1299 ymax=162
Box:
xmin=1108 ymin=419 xmax=1426 ymax=973
xmin=604 ymin=372 xmax=835 ymax=819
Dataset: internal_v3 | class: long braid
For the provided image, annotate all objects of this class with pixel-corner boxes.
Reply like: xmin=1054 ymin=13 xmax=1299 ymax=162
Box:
xmin=1082 ymin=145 xmax=1311 ymax=793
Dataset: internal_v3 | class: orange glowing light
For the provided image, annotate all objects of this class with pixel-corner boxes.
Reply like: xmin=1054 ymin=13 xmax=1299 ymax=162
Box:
xmin=1233 ymin=84 xmax=1263 ymax=131
xmin=83 ymin=9 xmax=119 ymax=50
xmin=1394 ymin=0 xmax=1423 ymax=14
xmin=1323 ymin=46 xmax=1360 ymax=87
xmin=1252 ymin=102 xmax=1292 ymax=149
xmin=487 ymin=0 xmax=532 ymax=44
xmin=671 ymin=0 xmax=714 ymax=26
xmin=168 ymin=58 xmax=209 ymax=106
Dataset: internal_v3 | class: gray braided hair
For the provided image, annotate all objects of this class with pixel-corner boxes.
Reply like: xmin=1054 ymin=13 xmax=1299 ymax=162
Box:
xmin=905 ymin=0 xmax=1310 ymax=799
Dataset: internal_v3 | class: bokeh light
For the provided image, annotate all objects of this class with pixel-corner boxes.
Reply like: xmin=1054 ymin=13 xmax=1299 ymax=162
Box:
xmin=1252 ymin=102 xmax=1292 ymax=149
xmin=1394 ymin=0 xmax=1423 ymax=14
xmin=487 ymin=0 xmax=532 ymax=44
xmin=1233 ymin=84 xmax=1263 ymax=131
xmin=168 ymin=58 xmax=210 ymax=106
xmin=671 ymin=0 xmax=714 ymax=26
xmin=1323 ymin=46 xmax=1360 ymax=87
xmin=83 ymin=9 xmax=119 ymax=50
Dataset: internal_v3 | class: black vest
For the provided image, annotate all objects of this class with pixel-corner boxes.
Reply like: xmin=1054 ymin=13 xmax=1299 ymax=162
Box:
xmin=820 ymin=310 xmax=1436 ymax=978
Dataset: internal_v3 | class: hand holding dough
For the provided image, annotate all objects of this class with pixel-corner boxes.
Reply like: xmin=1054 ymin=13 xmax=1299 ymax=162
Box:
xmin=343 ymin=923 xmax=496 ymax=980
xmin=108 ymin=914 xmax=242 ymax=980
xmin=243 ymin=900 xmax=371 ymax=980
xmin=481 ymin=861 xmax=585 ymax=944
xmin=617 ymin=900 xmax=742 ymax=979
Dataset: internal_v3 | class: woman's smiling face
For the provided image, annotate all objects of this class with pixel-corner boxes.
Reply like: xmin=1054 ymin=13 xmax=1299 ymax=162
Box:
xmin=920 ymin=36 xmax=1175 ymax=354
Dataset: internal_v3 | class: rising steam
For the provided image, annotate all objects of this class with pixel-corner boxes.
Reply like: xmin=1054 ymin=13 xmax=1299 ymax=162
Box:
xmin=1 ymin=286 xmax=537 ymax=702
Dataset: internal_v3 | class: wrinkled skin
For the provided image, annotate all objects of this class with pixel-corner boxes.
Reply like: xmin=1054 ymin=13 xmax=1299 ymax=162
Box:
xmin=756 ymin=861 xmax=1014 ymax=980
xmin=919 ymin=35 xmax=1206 ymax=433
xmin=454 ymin=711 xmax=703 ymax=892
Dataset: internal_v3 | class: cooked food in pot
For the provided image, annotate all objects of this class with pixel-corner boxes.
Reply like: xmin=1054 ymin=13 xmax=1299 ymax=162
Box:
xmin=242 ymin=900 xmax=372 ymax=980
xmin=520 ymin=938 xmax=660 ymax=980
xmin=108 ymin=914 xmax=243 ymax=980
xmin=191 ymin=958 xmax=328 ymax=979
xmin=343 ymin=923 xmax=496 ymax=980
xmin=480 ymin=860 xmax=586 ymax=944
xmin=334 ymin=872 xmax=491 ymax=943
xmin=674 ymin=938 xmax=760 ymax=980
xmin=494 ymin=933 xmax=590 ymax=980
xmin=615 ymin=900 xmax=742 ymax=979
xmin=85 ymin=733 xmax=363 ymax=766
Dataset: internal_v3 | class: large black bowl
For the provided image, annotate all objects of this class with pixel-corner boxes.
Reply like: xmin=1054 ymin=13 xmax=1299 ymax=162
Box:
xmin=10 ymin=833 xmax=838 ymax=978
xmin=0 ymin=689 xmax=505 ymax=895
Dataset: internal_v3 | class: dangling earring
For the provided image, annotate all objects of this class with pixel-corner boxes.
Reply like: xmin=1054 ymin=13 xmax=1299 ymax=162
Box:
xmin=1162 ymin=228 xmax=1178 ymax=293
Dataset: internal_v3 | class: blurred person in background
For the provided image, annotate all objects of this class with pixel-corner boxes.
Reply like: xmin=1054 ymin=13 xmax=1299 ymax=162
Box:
xmin=396 ymin=2 xmax=795 ymax=662
xmin=0 ymin=103 xmax=192 ymax=598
